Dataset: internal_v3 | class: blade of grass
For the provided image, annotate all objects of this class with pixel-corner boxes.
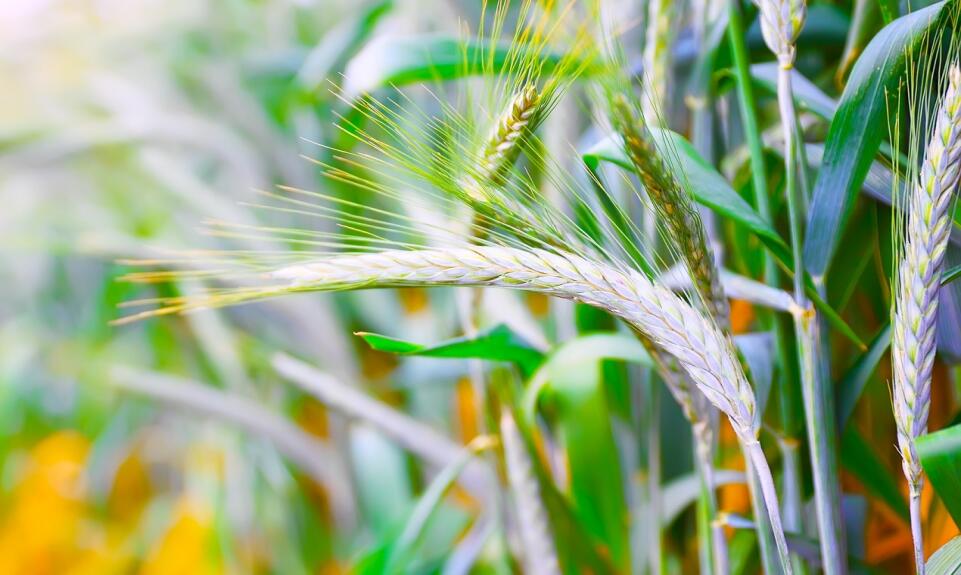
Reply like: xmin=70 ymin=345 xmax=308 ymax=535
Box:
xmin=918 ymin=423 xmax=961 ymax=528
xmin=384 ymin=436 xmax=496 ymax=574
xmin=356 ymin=323 xmax=546 ymax=378
xmin=835 ymin=323 xmax=891 ymax=429
xmin=927 ymin=536 xmax=961 ymax=574
xmin=803 ymin=0 xmax=959 ymax=286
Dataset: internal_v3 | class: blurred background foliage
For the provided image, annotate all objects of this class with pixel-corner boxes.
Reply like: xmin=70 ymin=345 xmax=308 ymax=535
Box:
xmin=2 ymin=0 xmax=961 ymax=573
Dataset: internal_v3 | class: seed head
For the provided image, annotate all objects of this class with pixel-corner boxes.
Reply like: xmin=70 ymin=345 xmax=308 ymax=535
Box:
xmin=893 ymin=64 xmax=961 ymax=487
xmin=610 ymin=96 xmax=730 ymax=329
xmin=271 ymin=246 xmax=756 ymax=437
xmin=754 ymin=0 xmax=807 ymax=67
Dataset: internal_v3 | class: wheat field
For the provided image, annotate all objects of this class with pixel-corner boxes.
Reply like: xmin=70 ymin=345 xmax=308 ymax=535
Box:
xmin=3 ymin=0 xmax=961 ymax=573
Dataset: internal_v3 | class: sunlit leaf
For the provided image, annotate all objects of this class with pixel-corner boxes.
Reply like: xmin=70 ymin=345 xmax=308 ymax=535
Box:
xmin=803 ymin=0 xmax=959 ymax=283
xmin=357 ymin=323 xmax=545 ymax=377
xmin=583 ymin=129 xmax=790 ymax=263
xmin=523 ymin=333 xmax=649 ymax=572
xmin=383 ymin=439 xmax=492 ymax=574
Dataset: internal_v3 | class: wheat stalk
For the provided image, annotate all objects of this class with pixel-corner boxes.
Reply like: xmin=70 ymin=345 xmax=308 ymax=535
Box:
xmin=610 ymin=97 xmax=730 ymax=330
xmin=268 ymin=245 xmax=793 ymax=567
xmin=893 ymin=63 xmax=961 ymax=575
xmin=752 ymin=0 xmax=852 ymax=570
xmin=500 ymin=409 xmax=562 ymax=575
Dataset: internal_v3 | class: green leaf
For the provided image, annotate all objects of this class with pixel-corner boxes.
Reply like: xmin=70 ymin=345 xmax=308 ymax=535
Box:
xmin=928 ymin=536 xmax=961 ymax=575
xmin=841 ymin=426 xmax=910 ymax=521
xmin=296 ymin=0 xmax=394 ymax=92
xmin=383 ymin=441 xmax=490 ymax=574
xmin=357 ymin=323 xmax=545 ymax=377
xmin=583 ymin=129 xmax=791 ymax=264
xmin=836 ymin=323 xmax=892 ymax=429
xmin=944 ymin=263 xmax=961 ymax=286
xmin=523 ymin=333 xmax=652 ymax=572
xmin=350 ymin=427 xmax=415 ymax=537
xmin=504 ymin=403 xmax=617 ymax=575
xmin=919 ymin=423 xmax=961 ymax=528
xmin=342 ymin=35 xmax=578 ymax=96
xmin=803 ymin=0 xmax=959 ymax=284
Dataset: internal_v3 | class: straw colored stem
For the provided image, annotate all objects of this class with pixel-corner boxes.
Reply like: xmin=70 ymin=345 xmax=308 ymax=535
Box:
xmin=745 ymin=440 xmax=793 ymax=573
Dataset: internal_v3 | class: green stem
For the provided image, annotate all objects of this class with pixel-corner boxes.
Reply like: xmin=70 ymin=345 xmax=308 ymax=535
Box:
xmin=778 ymin=67 xmax=847 ymax=575
xmin=696 ymin=486 xmax=714 ymax=575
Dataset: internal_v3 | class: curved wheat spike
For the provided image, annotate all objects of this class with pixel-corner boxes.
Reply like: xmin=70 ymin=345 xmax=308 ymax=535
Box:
xmin=268 ymin=245 xmax=792 ymax=566
xmin=500 ymin=409 xmax=562 ymax=575
xmin=610 ymin=97 xmax=730 ymax=330
xmin=893 ymin=63 xmax=961 ymax=575
xmin=271 ymin=247 xmax=753 ymax=431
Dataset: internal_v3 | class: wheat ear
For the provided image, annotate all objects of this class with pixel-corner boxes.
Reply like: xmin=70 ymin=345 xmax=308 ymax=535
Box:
xmin=893 ymin=63 xmax=961 ymax=575
xmin=754 ymin=0 xmax=806 ymax=69
xmin=271 ymin=247 xmax=753 ymax=431
xmin=641 ymin=0 xmax=675 ymax=126
xmin=610 ymin=97 xmax=730 ymax=330
xmin=269 ymin=246 xmax=792 ymax=566
xmin=476 ymin=85 xmax=541 ymax=189
xmin=500 ymin=409 xmax=562 ymax=575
